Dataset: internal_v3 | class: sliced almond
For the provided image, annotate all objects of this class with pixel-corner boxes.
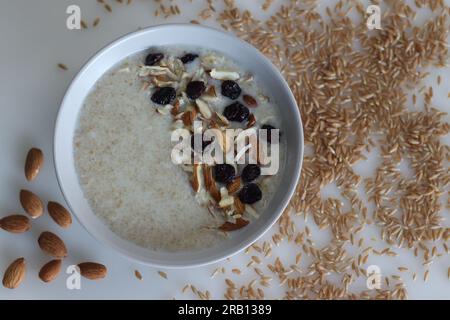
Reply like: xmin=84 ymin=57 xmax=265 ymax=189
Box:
xmin=154 ymin=74 xmax=170 ymax=82
xmin=243 ymin=94 xmax=258 ymax=107
xmin=25 ymin=148 xmax=44 ymax=181
xmin=210 ymin=69 xmax=240 ymax=81
xmin=47 ymin=201 xmax=72 ymax=229
xmin=182 ymin=109 xmax=197 ymax=127
xmin=153 ymin=78 xmax=176 ymax=87
xmin=209 ymin=119 xmax=220 ymax=129
xmin=214 ymin=113 xmax=229 ymax=129
xmin=156 ymin=107 xmax=168 ymax=115
xmin=138 ymin=65 xmax=169 ymax=77
xmin=171 ymin=100 xmax=181 ymax=115
xmin=204 ymin=86 xmax=217 ymax=97
xmin=195 ymin=99 xmax=212 ymax=119
xmin=39 ymin=259 xmax=62 ymax=283
xmin=202 ymin=164 xmax=213 ymax=191
xmin=227 ymin=178 xmax=241 ymax=194
xmin=215 ymin=130 xmax=233 ymax=153
xmin=0 ymin=215 xmax=31 ymax=233
xmin=218 ymin=218 xmax=249 ymax=231
xmin=190 ymin=164 xmax=202 ymax=193
xmin=78 ymin=262 xmax=107 ymax=280
xmin=202 ymin=87 xmax=217 ymax=102
xmin=219 ymin=196 xmax=235 ymax=208
xmin=156 ymin=104 xmax=173 ymax=115
xmin=38 ymin=231 xmax=68 ymax=258
xmin=246 ymin=114 xmax=257 ymax=128
xmin=220 ymin=187 xmax=231 ymax=200
xmin=209 ymin=182 xmax=221 ymax=203
xmin=234 ymin=197 xmax=246 ymax=215
xmin=2 ymin=258 xmax=26 ymax=289
xmin=20 ymin=189 xmax=44 ymax=219
xmin=241 ymin=74 xmax=254 ymax=83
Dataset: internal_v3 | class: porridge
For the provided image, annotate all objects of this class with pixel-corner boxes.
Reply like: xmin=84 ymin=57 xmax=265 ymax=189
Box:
xmin=74 ymin=46 xmax=286 ymax=251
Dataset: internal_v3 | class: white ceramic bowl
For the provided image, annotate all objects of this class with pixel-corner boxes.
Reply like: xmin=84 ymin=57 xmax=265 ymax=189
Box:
xmin=54 ymin=24 xmax=303 ymax=268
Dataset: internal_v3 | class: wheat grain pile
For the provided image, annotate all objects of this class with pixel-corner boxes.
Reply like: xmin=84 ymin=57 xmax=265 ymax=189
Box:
xmin=94 ymin=0 xmax=450 ymax=299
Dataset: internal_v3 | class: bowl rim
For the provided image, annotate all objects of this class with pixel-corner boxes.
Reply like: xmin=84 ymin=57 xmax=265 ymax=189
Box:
xmin=54 ymin=23 xmax=304 ymax=268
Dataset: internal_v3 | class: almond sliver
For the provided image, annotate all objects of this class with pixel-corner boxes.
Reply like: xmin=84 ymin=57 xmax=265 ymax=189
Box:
xmin=191 ymin=164 xmax=202 ymax=193
xmin=210 ymin=69 xmax=240 ymax=81
xmin=196 ymin=99 xmax=213 ymax=119
xmin=219 ymin=196 xmax=234 ymax=208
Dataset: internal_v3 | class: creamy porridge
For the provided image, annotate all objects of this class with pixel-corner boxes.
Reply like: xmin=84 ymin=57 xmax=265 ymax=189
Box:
xmin=74 ymin=46 xmax=286 ymax=251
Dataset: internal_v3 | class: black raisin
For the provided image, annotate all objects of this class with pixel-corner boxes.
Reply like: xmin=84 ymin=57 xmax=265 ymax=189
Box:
xmin=186 ymin=81 xmax=206 ymax=100
xmin=238 ymin=183 xmax=262 ymax=204
xmin=261 ymin=124 xmax=279 ymax=144
xmin=223 ymin=102 xmax=250 ymax=122
xmin=180 ymin=53 xmax=199 ymax=64
xmin=241 ymin=164 xmax=261 ymax=183
xmin=151 ymin=87 xmax=176 ymax=105
xmin=221 ymin=80 xmax=242 ymax=100
xmin=214 ymin=164 xmax=236 ymax=183
xmin=145 ymin=53 xmax=164 ymax=66
xmin=191 ymin=134 xmax=213 ymax=153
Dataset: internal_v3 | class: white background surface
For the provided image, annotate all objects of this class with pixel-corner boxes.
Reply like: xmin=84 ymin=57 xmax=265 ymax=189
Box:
xmin=0 ymin=0 xmax=449 ymax=299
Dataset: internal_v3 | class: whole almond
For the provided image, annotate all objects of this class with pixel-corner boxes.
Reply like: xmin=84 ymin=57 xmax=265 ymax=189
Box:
xmin=47 ymin=201 xmax=72 ymax=229
xmin=0 ymin=215 xmax=31 ymax=233
xmin=24 ymin=148 xmax=44 ymax=181
xmin=20 ymin=189 xmax=44 ymax=219
xmin=78 ymin=262 xmax=107 ymax=280
xmin=39 ymin=259 xmax=62 ymax=283
xmin=38 ymin=231 xmax=68 ymax=258
xmin=2 ymin=258 xmax=26 ymax=289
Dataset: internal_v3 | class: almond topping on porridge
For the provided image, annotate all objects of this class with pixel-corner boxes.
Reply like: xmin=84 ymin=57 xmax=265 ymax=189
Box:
xmin=195 ymin=99 xmax=212 ymax=119
xmin=246 ymin=114 xmax=257 ymax=128
xmin=190 ymin=164 xmax=202 ymax=193
xmin=234 ymin=197 xmax=245 ymax=215
xmin=218 ymin=218 xmax=249 ymax=231
xmin=171 ymin=100 xmax=180 ymax=115
xmin=202 ymin=165 xmax=221 ymax=202
xmin=226 ymin=177 xmax=241 ymax=194
xmin=156 ymin=104 xmax=172 ymax=115
xmin=182 ymin=109 xmax=197 ymax=127
xmin=209 ymin=69 xmax=240 ymax=81
xmin=219 ymin=196 xmax=234 ymax=208
xmin=215 ymin=112 xmax=230 ymax=127
xmin=204 ymin=86 xmax=217 ymax=97
xmin=124 ymin=48 xmax=281 ymax=243
xmin=202 ymin=165 xmax=214 ymax=189
xmin=138 ymin=65 xmax=169 ymax=77
xmin=215 ymin=130 xmax=233 ymax=153
xmin=209 ymin=182 xmax=221 ymax=203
